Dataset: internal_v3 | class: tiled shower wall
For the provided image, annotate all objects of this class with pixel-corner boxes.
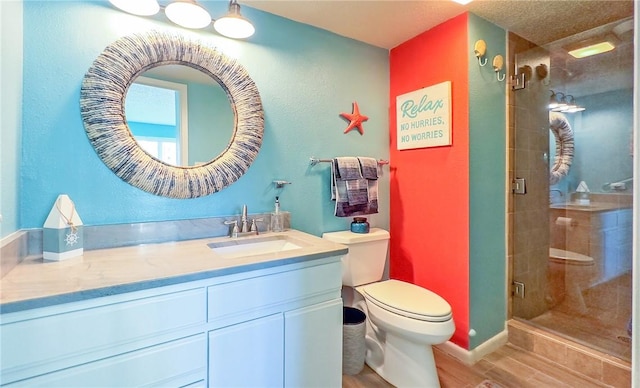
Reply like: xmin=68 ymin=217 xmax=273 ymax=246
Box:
xmin=508 ymin=32 xmax=552 ymax=320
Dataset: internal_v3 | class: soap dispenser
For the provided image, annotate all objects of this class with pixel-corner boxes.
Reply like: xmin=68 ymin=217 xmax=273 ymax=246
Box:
xmin=271 ymin=196 xmax=284 ymax=232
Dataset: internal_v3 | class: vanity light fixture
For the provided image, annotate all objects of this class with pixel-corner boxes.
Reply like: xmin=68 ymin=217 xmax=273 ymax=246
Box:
xmin=214 ymin=0 xmax=255 ymax=39
xmin=548 ymin=90 xmax=565 ymax=110
xmin=109 ymin=0 xmax=255 ymax=39
xmin=548 ymin=91 xmax=585 ymax=113
xmin=165 ymin=0 xmax=212 ymax=29
xmin=108 ymin=0 xmax=159 ymax=16
xmin=551 ymin=94 xmax=569 ymax=112
xmin=561 ymin=95 xmax=586 ymax=113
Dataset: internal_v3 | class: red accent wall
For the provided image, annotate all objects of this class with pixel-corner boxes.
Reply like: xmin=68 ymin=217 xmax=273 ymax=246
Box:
xmin=389 ymin=13 xmax=470 ymax=348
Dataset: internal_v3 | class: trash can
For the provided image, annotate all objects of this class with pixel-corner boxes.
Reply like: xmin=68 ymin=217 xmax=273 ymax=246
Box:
xmin=343 ymin=306 xmax=367 ymax=375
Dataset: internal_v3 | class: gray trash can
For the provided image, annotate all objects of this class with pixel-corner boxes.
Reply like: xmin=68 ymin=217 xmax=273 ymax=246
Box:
xmin=343 ymin=307 xmax=366 ymax=375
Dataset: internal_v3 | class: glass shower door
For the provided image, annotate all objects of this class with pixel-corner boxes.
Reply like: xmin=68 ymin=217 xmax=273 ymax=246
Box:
xmin=510 ymin=17 xmax=635 ymax=362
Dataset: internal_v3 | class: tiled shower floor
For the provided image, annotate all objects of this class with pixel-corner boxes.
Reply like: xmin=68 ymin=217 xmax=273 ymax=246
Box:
xmin=529 ymin=272 xmax=632 ymax=361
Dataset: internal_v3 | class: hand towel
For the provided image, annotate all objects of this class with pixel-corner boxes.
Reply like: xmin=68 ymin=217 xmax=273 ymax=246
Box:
xmin=346 ymin=179 xmax=368 ymax=205
xmin=332 ymin=157 xmax=378 ymax=217
xmin=358 ymin=157 xmax=378 ymax=180
xmin=336 ymin=157 xmax=363 ymax=180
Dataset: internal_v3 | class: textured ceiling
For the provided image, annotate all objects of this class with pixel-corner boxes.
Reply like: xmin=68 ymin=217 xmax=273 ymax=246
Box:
xmin=243 ymin=1 xmax=634 ymax=49
xmin=242 ymin=0 xmax=634 ymax=97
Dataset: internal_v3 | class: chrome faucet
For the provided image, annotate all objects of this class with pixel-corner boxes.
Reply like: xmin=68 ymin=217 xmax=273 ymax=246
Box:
xmin=241 ymin=204 xmax=249 ymax=233
xmin=225 ymin=205 xmax=263 ymax=238
xmin=549 ymin=189 xmax=564 ymax=204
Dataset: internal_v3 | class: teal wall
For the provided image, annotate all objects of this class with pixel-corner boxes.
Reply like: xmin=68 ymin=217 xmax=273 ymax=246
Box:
xmin=467 ymin=14 xmax=507 ymax=349
xmin=187 ymin=82 xmax=234 ymax=165
xmin=18 ymin=1 xmax=389 ymax=236
xmin=0 ymin=1 xmax=23 ymax=238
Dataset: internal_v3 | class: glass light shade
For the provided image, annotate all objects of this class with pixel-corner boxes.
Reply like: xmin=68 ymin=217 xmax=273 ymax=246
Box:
xmin=214 ymin=15 xmax=255 ymax=39
xmin=214 ymin=1 xmax=255 ymax=39
xmin=551 ymin=103 xmax=568 ymax=112
xmin=109 ymin=0 xmax=159 ymax=16
xmin=548 ymin=92 xmax=563 ymax=110
xmin=165 ymin=0 xmax=212 ymax=29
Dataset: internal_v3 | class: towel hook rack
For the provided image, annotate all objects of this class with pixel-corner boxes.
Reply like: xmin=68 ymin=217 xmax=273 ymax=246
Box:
xmin=309 ymin=157 xmax=389 ymax=166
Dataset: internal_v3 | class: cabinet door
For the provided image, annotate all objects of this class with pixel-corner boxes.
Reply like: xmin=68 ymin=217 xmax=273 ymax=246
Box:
xmin=208 ymin=314 xmax=284 ymax=387
xmin=284 ymin=299 xmax=342 ymax=388
xmin=6 ymin=334 xmax=206 ymax=387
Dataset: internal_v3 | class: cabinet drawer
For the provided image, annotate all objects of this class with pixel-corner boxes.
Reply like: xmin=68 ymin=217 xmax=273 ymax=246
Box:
xmin=208 ymin=260 xmax=341 ymax=322
xmin=6 ymin=334 xmax=206 ymax=387
xmin=1 ymin=287 xmax=205 ymax=384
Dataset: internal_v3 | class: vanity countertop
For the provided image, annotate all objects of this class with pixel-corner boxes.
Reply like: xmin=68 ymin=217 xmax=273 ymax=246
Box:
xmin=0 ymin=230 xmax=348 ymax=314
xmin=549 ymin=202 xmax=632 ymax=213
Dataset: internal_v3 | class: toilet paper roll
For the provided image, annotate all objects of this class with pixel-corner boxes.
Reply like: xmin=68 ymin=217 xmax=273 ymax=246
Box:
xmin=555 ymin=217 xmax=577 ymax=227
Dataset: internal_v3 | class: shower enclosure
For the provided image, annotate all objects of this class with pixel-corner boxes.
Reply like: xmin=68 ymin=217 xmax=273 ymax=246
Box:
xmin=509 ymin=13 xmax=634 ymax=363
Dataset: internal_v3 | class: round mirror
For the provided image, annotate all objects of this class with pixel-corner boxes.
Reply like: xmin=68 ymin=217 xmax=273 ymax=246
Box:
xmin=549 ymin=111 xmax=574 ymax=185
xmin=80 ymin=30 xmax=264 ymax=199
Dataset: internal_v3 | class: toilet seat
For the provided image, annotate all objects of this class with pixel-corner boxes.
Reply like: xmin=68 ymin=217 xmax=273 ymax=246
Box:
xmin=360 ymin=279 xmax=452 ymax=322
xmin=549 ymin=248 xmax=594 ymax=266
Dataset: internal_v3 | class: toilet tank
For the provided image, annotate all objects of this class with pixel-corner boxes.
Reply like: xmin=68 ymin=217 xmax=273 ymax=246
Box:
xmin=322 ymin=228 xmax=390 ymax=287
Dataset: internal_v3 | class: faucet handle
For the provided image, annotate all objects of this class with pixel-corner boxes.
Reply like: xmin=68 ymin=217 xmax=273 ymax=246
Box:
xmin=224 ymin=220 xmax=239 ymax=238
xmin=250 ymin=218 xmax=264 ymax=234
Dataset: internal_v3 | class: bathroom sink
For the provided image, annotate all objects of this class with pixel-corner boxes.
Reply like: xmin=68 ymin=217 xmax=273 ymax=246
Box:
xmin=207 ymin=235 xmax=308 ymax=259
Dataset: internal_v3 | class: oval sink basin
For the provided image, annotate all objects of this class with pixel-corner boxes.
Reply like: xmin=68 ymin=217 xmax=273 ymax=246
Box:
xmin=207 ymin=235 xmax=308 ymax=259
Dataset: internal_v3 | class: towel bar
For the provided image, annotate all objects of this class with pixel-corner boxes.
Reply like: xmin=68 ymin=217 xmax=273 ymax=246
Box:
xmin=309 ymin=157 xmax=389 ymax=166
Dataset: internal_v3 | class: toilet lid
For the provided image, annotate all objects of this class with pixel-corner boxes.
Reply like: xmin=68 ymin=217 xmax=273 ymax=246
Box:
xmin=361 ymin=280 xmax=452 ymax=322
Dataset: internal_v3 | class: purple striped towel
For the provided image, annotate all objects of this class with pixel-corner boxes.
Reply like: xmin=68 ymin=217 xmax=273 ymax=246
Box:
xmin=358 ymin=157 xmax=378 ymax=180
xmin=331 ymin=157 xmax=378 ymax=217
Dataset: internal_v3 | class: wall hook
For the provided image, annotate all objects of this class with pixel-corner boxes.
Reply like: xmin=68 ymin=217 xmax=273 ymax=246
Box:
xmin=474 ymin=40 xmax=487 ymax=66
xmin=536 ymin=63 xmax=550 ymax=85
xmin=493 ymin=54 xmax=505 ymax=82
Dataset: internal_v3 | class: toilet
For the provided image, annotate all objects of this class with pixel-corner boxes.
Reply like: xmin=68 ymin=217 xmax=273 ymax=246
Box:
xmin=548 ymin=248 xmax=595 ymax=313
xmin=322 ymin=228 xmax=455 ymax=388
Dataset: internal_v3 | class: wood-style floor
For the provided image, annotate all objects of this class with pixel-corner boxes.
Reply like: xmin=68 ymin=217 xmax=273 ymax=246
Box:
xmin=343 ymin=344 xmax=617 ymax=388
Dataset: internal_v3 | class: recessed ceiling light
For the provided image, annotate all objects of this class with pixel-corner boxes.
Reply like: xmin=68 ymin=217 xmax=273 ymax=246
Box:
xmin=567 ymin=41 xmax=615 ymax=58
xmin=452 ymin=0 xmax=473 ymax=4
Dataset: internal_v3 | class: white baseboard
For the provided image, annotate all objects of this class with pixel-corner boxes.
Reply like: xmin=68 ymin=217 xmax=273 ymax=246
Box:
xmin=435 ymin=329 xmax=508 ymax=365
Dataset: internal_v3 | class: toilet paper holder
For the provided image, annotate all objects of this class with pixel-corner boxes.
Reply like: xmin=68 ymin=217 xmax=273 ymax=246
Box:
xmin=555 ymin=217 xmax=577 ymax=227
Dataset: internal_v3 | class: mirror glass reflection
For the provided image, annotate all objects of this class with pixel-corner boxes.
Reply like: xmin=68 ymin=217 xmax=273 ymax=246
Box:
xmin=125 ymin=65 xmax=234 ymax=167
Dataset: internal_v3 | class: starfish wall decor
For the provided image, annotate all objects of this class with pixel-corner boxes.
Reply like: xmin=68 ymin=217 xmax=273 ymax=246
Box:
xmin=340 ymin=101 xmax=369 ymax=135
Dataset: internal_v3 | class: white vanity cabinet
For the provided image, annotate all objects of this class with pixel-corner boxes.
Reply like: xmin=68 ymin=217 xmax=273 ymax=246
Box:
xmin=0 ymin=256 xmax=343 ymax=387
xmin=207 ymin=257 xmax=343 ymax=387
xmin=1 ymin=286 xmax=208 ymax=387
xmin=0 ymin=256 xmax=342 ymax=387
